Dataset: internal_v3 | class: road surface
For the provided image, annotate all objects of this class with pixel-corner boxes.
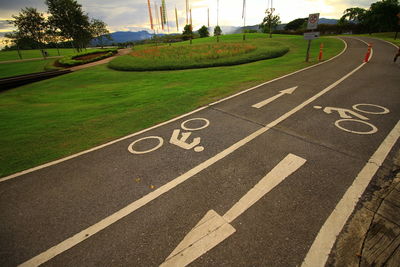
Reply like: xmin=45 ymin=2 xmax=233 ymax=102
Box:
xmin=0 ymin=37 xmax=399 ymax=267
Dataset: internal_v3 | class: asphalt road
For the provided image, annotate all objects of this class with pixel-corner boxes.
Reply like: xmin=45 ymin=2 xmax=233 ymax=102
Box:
xmin=0 ymin=37 xmax=399 ymax=267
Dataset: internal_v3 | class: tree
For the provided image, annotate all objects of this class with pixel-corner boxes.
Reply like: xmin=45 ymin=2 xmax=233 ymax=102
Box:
xmin=90 ymin=18 xmax=112 ymax=48
xmin=182 ymin=24 xmax=193 ymax=42
xmin=198 ymin=25 xmax=210 ymax=38
xmin=284 ymin=18 xmax=307 ymax=31
xmin=340 ymin=7 xmax=367 ymax=23
xmin=214 ymin=25 xmax=222 ymax=36
xmin=4 ymin=32 xmax=24 ymax=59
xmin=259 ymin=10 xmax=281 ymax=38
xmin=46 ymin=0 xmax=92 ymax=52
xmin=368 ymin=0 xmax=399 ymax=32
xmin=10 ymin=7 xmax=48 ymax=58
xmin=340 ymin=0 xmax=400 ymax=34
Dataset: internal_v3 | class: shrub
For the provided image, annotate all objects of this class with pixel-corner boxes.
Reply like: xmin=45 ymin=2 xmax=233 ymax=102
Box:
xmin=58 ymin=48 xmax=118 ymax=67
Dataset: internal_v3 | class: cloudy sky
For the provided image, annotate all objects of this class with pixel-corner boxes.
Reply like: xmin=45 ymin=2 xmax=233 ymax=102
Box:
xmin=0 ymin=0 xmax=373 ymax=35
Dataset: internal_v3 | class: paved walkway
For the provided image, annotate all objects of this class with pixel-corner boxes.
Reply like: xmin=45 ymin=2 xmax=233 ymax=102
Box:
xmin=329 ymin=149 xmax=400 ymax=266
xmin=68 ymin=48 xmax=132 ymax=71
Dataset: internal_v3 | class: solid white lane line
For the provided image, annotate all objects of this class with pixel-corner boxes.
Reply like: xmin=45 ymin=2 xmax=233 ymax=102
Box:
xmin=301 ymin=120 xmax=400 ymax=267
xmin=252 ymin=86 xmax=298 ymax=109
xmin=18 ymin=44 xmax=368 ymax=267
xmin=161 ymin=154 xmax=306 ymax=267
xmin=0 ymin=38 xmax=347 ymax=183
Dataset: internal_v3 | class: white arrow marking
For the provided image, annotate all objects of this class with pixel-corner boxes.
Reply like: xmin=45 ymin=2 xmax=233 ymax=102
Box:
xmin=252 ymin=86 xmax=298 ymax=109
xmin=160 ymin=153 xmax=306 ymax=267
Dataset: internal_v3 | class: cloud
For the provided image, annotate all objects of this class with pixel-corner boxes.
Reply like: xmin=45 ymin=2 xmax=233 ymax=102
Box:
xmin=0 ymin=0 xmax=377 ymax=34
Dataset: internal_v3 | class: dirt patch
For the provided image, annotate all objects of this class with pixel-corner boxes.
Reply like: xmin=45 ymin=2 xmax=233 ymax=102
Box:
xmin=74 ymin=52 xmax=108 ymax=61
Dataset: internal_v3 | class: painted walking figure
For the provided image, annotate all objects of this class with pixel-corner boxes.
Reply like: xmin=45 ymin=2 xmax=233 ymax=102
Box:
xmin=394 ymin=47 xmax=400 ymax=62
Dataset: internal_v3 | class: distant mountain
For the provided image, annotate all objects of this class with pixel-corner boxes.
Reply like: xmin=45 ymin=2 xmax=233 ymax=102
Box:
xmin=319 ymin=18 xmax=338 ymax=24
xmin=91 ymin=30 xmax=155 ymax=45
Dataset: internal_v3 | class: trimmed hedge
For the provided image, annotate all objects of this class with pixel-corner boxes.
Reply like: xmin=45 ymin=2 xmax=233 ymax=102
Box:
xmin=58 ymin=48 xmax=118 ymax=67
xmin=108 ymin=46 xmax=289 ymax=71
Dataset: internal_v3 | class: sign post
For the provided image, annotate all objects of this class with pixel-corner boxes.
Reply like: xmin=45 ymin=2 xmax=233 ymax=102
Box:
xmin=305 ymin=13 xmax=320 ymax=62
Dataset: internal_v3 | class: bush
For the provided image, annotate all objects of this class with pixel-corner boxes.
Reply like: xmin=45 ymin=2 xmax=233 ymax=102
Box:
xmin=58 ymin=48 xmax=118 ymax=67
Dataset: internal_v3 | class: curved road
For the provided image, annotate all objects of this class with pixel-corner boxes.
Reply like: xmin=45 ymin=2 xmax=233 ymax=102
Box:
xmin=0 ymin=37 xmax=399 ymax=267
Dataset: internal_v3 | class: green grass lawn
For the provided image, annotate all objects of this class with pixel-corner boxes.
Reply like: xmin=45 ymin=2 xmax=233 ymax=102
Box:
xmin=0 ymin=59 xmax=59 ymax=78
xmin=350 ymin=32 xmax=400 ymax=47
xmin=0 ymin=34 xmax=344 ymax=177
xmin=0 ymin=48 xmax=77 ymax=61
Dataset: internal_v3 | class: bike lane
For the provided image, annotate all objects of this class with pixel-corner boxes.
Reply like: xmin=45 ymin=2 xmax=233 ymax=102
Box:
xmin=40 ymin=36 xmax=399 ymax=265
xmin=0 ymin=37 xmax=384 ymax=266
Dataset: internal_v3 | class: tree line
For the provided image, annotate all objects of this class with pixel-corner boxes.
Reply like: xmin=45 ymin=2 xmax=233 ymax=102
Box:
xmin=3 ymin=0 xmax=111 ymax=58
xmin=281 ymin=0 xmax=399 ymax=35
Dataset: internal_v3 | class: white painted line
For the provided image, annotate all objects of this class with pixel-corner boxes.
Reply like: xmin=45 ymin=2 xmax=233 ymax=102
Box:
xmin=0 ymin=37 xmax=347 ymax=183
xmin=223 ymin=153 xmax=306 ymax=223
xmin=252 ymin=86 xmax=298 ymax=109
xmin=18 ymin=41 xmax=368 ymax=267
xmin=301 ymin=120 xmax=400 ymax=267
xmin=161 ymin=154 xmax=306 ymax=267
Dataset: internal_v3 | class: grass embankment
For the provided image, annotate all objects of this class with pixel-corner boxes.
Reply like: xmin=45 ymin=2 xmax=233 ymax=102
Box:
xmin=110 ymin=38 xmax=289 ymax=70
xmin=0 ymin=48 xmax=117 ymax=78
xmin=0 ymin=48 xmax=76 ymax=61
xmin=0 ymin=34 xmax=344 ymax=177
xmin=352 ymin=32 xmax=400 ymax=47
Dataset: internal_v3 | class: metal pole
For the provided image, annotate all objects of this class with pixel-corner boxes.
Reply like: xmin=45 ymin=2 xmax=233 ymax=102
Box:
xmin=305 ymin=40 xmax=311 ymax=62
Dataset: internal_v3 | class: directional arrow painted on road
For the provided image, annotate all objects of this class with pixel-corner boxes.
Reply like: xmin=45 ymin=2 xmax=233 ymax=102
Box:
xmin=252 ymin=86 xmax=298 ymax=109
xmin=160 ymin=153 xmax=307 ymax=267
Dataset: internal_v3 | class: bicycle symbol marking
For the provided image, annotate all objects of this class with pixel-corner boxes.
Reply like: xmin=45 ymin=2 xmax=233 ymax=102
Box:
xmin=313 ymin=103 xmax=390 ymax=135
xmin=128 ymin=118 xmax=210 ymax=155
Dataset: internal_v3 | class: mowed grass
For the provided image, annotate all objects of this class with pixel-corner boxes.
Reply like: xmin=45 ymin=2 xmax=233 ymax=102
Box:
xmin=0 ymin=59 xmax=58 ymax=78
xmin=0 ymin=34 xmax=344 ymax=177
xmin=0 ymin=48 xmax=76 ymax=61
xmin=110 ymin=37 xmax=289 ymax=70
xmin=350 ymin=32 xmax=400 ymax=47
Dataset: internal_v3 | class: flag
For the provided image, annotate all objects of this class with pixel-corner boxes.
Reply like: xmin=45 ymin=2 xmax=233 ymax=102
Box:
xmin=186 ymin=0 xmax=189 ymax=25
xmin=208 ymin=8 xmax=209 ymax=27
xmin=242 ymin=0 xmax=246 ymax=19
xmin=175 ymin=7 xmax=179 ymax=31
xmin=162 ymin=0 xmax=167 ymax=25
xmin=147 ymin=0 xmax=154 ymax=30
xmin=190 ymin=8 xmax=192 ymax=28
xmin=160 ymin=6 xmax=164 ymax=30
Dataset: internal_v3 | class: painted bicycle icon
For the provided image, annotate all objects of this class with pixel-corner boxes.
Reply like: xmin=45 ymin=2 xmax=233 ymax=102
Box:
xmin=314 ymin=103 xmax=390 ymax=135
xmin=128 ymin=118 xmax=210 ymax=154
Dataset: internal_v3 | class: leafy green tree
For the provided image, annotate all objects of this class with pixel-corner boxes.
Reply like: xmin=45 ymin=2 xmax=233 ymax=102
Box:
xmin=9 ymin=7 xmax=48 ymax=58
xmin=284 ymin=18 xmax=307 ymax=31
xmin=368 ymin=0 xmax=399 ymax=32
xmin=182 ymin=24 xmax=193 ymax=41
xmin=198 ymin=25 xmax=210 ymax=38
xmin=259 ymin=10 xmax=280 ymax=38
xmin=46 ymin=0 xmax=92 ymax=52
xmin=214 ymin=25 xmax=222 ymax=36
xmin=90 ymin=19 xmax=112 ymax=48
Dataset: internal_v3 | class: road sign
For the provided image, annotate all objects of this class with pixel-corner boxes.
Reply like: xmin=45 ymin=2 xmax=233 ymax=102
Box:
xmin=304 ymin=32 xmax=320 ymax=40
xmin=307 ymin=13 xmax=320 ymax=30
